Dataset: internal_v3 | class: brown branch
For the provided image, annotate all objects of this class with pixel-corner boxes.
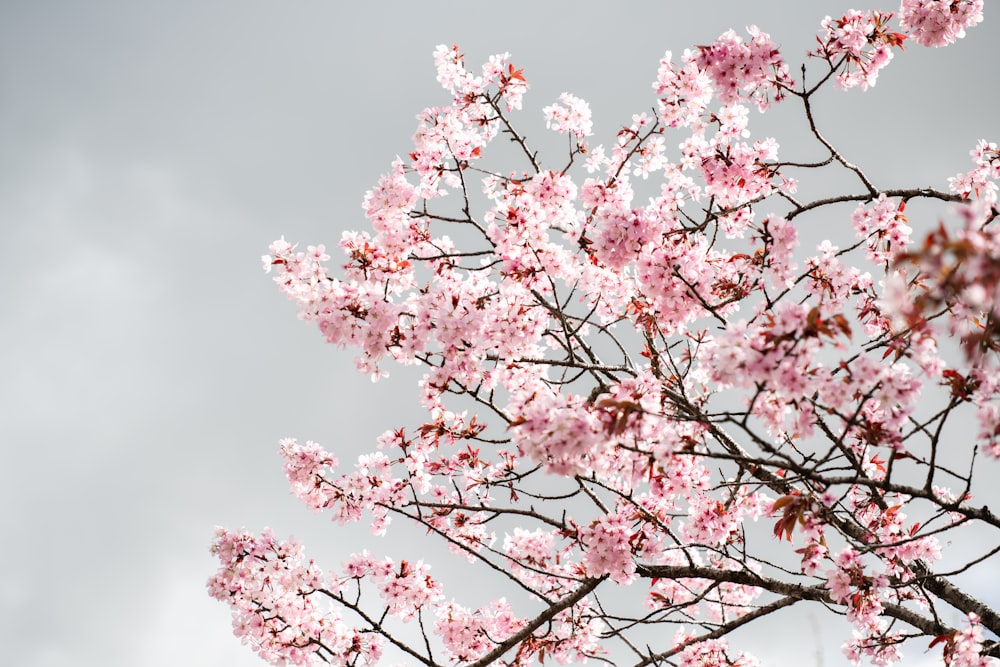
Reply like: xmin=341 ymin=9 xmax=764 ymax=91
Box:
xmin=632 ymin=595 xmax=799 ymax=667
xmin=785 ymin=188 xmax=964 ymax=221
xmin=467 ymin=576 xmax=608 ymax=667
xmin=633 ymin=564 xmax=954 ymax=641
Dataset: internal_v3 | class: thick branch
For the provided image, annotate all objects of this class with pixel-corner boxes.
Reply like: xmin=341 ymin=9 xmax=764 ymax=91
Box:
xmin=466 ymin=576 xmax=607 ymax=667
xmin=912 ymin=563 xmax=1000 ymax=639
xmin=633 ymin=595 xmax=799 ymax=667
xmin=633 ymin=564 xmax=957 ymax=642
xmin=785 ymin=188 xmax=963 ymax=220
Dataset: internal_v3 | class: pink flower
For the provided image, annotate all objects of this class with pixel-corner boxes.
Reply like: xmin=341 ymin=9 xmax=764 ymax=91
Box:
xmin=207 ymin=528 xmax=377 ymax=665
xmin=580 ymin=511 xmax=637 ymax=584
xmin=653 ymin=51 xmax=713 ymax=128
xmin=280 ymin=438 xmax=339 ymax=511
xmin=543 ymin=92 xmax=593 ymax=139
xmin=813 ymin=10 xmax=904 ymax=89
xmin=852 ymin=195 xmax=912 ymax=264
xmin=692 ymin=26 xmax=793 ymax=111
xmin=899 ymin=0 xmax=984 ymax=47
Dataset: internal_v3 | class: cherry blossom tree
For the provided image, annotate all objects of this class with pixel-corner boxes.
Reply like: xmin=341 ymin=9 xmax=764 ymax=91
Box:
xmin=209 ymin=2 xmax=1000 ymax=665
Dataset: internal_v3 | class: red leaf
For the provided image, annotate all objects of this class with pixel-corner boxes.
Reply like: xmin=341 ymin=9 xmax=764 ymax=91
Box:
xmin=928 ymin=631 xmax=955 ymax=650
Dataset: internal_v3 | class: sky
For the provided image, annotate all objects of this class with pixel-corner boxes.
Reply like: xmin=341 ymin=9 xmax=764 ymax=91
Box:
xmin=1 ymin=2 xmax=997 ymax=666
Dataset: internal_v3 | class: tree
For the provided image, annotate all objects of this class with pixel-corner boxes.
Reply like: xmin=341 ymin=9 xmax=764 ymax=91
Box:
xmin=208 ymin=3 xmax=1000 ymax=665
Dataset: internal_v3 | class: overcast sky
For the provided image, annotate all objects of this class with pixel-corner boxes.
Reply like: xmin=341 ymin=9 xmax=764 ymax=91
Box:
xmin=1 ymin=2 xmax=997 ymax=666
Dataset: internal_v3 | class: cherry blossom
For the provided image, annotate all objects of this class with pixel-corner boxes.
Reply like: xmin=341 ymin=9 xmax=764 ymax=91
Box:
xmin=691 ymin=26 xmax=793 ymax=111
xmin=899 ymin=0 xmax=985 ymax=47
xmin=208 ymin=528 xmax=382 ymax=666
xmin=215 ymin=9 xmax=1000 ymax=666
xmin=813 ymin=10 xmax=906 ymax=90
xmin=543 ymin=92 xmax=593 ymax=140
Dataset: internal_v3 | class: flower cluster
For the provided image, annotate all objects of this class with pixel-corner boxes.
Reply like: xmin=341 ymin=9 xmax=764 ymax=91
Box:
xmin=653 ymin=51 xmax=713 ymax=128
xmin=852 ymin=195 xmax=913 ymax=264
xmin=543 ymin=92 xmax=594 ymax=139
xmin=949 ymin=139 xmax=1000 ymax=206
xmin=933 ymin=614 xmax=993 ymax=667
xmin=899 ymin=0 xmax=985 ymax=47
xmin=826 ymin=548 xmax=889 ymax=640
xmin=433 ymin=598 xmax=526 ymax=663
xmin=279 ymin=438 xmax=407 ymax=534
xmin=580 ymin=510 xmax=638 ymax=584
xmin=346 ymin=555 xmax=444 ymax=621
xmin=280 ymin=438 xmax=339 ymax=511
xmin=691 ymin=26 xmax=793 ymax=111
xmin=894 ymin=207 xmax=1000 ymax=362
xmin=813 ymin=10 xmax=906 ymax=90
xmin=673 ymin=630 xmax=759 ymax=667
xmin=207 ymin=529 xmax=379 ymax=666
